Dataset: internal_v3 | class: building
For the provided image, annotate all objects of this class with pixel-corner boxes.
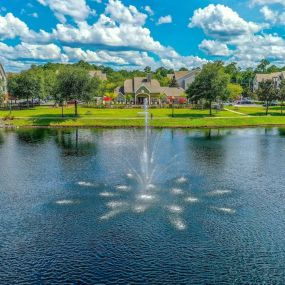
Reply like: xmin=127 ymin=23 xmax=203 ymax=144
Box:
xmin=89 ymin=70 xmax=107 ymax=81
xmin=253 ymin=72 xmax=285 ymax=91
xmin=115 ymin=74 xmax=185 ymax=105
xmin=0 ymin=63 xmax=7 ymax=96
xmin=167 ymin=70 xmax=200 ymax=90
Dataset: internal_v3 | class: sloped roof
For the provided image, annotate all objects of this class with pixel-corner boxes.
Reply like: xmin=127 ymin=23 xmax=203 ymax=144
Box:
xmin=255 ymin=72 xmax=283 ymax=82
xmin=89 ymin=70 xmax=107 ymax=80
xmin=123 ymin=77 xmax=161 ymax=94
xmin=161 ymin=87 xmax=185 ymax=97
xmin=0 ymin=63 xmax=6 ymax=78
xmin=167 ymin=70 xmax=200 ymax=80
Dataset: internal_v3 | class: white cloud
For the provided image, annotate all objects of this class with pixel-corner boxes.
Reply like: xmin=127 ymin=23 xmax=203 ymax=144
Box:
xmin=144 ymin=6 xmax=154 ymax=16
xmin=105 ymin=0 xmax=147 ymax=26
xmin=157 ymin=15 xmax=172 ymax=25
xmin=0 ymin=13 xmax=30 ymax=40
xmin=37 ymin=0 xmax=93 ymax=23
xmin=251 ymin=0 xmax=285 ymax=7
xmin=0 ymin=0 xmax=208 ymax=71
xmin=0 ymin=42 xmax=68 ymax=61
xmin=199 ymin=40 xmax=232 ymax=56
xmin=189 ymin=4 xmax=264 ymax=42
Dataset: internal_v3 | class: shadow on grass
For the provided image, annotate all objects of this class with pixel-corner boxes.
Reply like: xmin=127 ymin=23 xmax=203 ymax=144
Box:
xmin=167 ymin=113 xmax=211 ymax=118
xmin=27 ymin=114 xmax=79 ymax=126
xmin=245 ymin=112 xmax=285 ymax=117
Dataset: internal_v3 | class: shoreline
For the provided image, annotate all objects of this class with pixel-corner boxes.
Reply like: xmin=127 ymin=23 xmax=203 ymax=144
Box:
xmin=2 ymin=123 xmax=285 ymax=130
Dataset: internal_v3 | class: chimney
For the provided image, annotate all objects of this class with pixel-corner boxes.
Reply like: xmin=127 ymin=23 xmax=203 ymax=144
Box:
xmin=147 ymin=73 xmax=152 ymax=83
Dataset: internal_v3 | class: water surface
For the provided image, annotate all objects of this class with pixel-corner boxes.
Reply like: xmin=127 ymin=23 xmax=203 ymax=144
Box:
xmin=0 ymin=127 xmax=284 ymax=284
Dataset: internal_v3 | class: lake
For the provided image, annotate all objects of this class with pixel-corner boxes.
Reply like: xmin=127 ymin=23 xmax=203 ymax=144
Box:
xmin=0 ymin=127 xmax=284 ymax=284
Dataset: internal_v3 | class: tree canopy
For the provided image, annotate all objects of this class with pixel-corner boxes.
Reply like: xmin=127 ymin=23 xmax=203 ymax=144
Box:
xmin=186 ymin=62 xmax=230 ymax=114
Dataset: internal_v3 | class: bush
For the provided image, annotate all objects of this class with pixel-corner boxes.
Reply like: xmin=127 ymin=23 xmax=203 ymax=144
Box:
xmin=2 ymin=114 xmax=14 ymax=121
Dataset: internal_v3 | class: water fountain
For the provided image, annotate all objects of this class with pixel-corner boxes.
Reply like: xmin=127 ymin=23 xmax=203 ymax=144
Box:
xmin=90 ymin=98 xmax=236 ymax=230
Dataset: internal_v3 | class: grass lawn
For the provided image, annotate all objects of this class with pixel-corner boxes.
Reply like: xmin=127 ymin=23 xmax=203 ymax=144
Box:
xmin=1 ymin=105 xmax=285 ymax=128
xmin=228 ymin=105 xmax=285 ymax=116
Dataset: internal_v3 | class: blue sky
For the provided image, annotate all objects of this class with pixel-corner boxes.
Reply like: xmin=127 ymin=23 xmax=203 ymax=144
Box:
xmin=0 ymin=0 xmax=285 ymax=71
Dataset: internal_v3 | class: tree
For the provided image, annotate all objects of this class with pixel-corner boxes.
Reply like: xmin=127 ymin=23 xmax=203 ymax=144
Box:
xmin=169 ymin=76 xmax=179 ymax=87
xmin=278 ymin=80 xmax=285 ymax=115
xmin=256 ymin=79 xmax=277 ymax=115
xmin=186 ymin=62 xmax=230 ymax=115
xmin=56 ymin=68 xmax=92 ymax=116
xmin=7 ymin=70 xmax=42 ymax=107
xmin=144 ymin=66 xmax=152 ymax=73
xmin=228 ymin=83 xmax=243 ymax=101
xmin=179 ymin=67 xmax=189 ymax=71
xmin=256 ymin=59 xmax=270 ymax=73
xmin=0 ymin=78 xmax=5 ymax=106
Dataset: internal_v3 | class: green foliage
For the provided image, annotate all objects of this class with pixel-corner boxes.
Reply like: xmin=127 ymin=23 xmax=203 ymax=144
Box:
xmin=169 ymin=76 xmax=179 ymax=87
xmin=255 ymin=59 xmax=270 ymax=73
xmin=257 ymin=79 xmax=277 ymax=115
xmin=228 ymin=83 xmax=243 ymax=101
xmin=187 ymin=62 xmax=230 ymax=114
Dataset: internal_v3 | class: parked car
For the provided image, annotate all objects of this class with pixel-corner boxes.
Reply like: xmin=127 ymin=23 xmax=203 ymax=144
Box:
xmin=263 ymin=101 xmax=278 ymax=107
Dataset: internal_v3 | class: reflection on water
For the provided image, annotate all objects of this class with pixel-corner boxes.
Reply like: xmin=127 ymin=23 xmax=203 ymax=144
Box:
xmin=0 ymin=127 xmax=285 ymax=284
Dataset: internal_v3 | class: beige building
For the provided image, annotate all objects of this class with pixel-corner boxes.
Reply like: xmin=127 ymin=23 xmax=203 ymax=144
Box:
xmin=89 ymin=70 xmax=107 ymax=81
xmin=253 ymin=72 xmax=285 ymax=91
xmin=0 ymin=63 xmax=7 ymax=96
xmin=167 ymin=70 xmax=200 ymax=90
xmin=115 ymin=75 xmax=185 ymax=104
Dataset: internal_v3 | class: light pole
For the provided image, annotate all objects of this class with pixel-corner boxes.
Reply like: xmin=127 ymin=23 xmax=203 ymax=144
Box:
xmin=171 ymin=96 xmax=175 ymax=117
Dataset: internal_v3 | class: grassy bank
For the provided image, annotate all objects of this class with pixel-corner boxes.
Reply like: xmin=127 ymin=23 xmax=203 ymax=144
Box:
xmin=1 ymin=106 xmax=285 ymax=128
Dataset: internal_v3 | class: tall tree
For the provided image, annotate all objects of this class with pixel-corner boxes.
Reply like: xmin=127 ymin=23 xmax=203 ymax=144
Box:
xmin=56 ymin=68 xmax=92 ymax=116
xmin=169 ymin=76 xmax=179 ymax=87
xmin=186 ymin=62 xmax=230 ymax=115
xmin=256 ymin=59 xmax=270 ymax=73
xmin=257 ymin=79 xmax=277 ymax=115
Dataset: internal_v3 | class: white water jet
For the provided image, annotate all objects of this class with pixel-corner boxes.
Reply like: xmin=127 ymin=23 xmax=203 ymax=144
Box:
xmin=55 ymin=199 xmax=77 ymax=205
xmin=77 ymin=181 xmax=94 ymax=187
xmin=169 ymin=217 xmax=187 ymax=231
xmin=116 ymin=185 xmax=130 ymax=192
xmin=207 ymin=190 xmax=231 ymax=196
xmin=100 ymin=192 xmax=116 ymax=197
xmin=185 ymin=197 xmax=199 ymax=203
xmin=167 ymin=205 xmax=183 ymax=213
xmin=172 ymin=188 xmax=184 ymax=195
xmin=213 ymin=207 xmax=236 ymax=214
xmin=107 ymin=201 xmax=126 ymax=209
xmin=176 ymin=177 xmax=188 ymax=184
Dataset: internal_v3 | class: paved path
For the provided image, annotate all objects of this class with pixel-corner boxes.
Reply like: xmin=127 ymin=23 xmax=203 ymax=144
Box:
xmin=224 ymin=108 xmax=248 ymax=116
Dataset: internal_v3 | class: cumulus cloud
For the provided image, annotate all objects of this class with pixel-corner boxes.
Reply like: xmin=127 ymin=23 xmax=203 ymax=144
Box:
xmin=251 ymin=0 xmax=285 ymax=7
xmin=0 ymin=42 xmax=68 ymax=61
xmin=189 ymin=4 xmax=264 ymax=42
xmin=0 ymin=0 xmax=208 ymax=71
xmin=199 ymin=40 xmax=232 ymax=56
xmin=37 ymin=0 xmax=93 ymax=23
xmin=157 ymin=15 xmax=172 ymax=25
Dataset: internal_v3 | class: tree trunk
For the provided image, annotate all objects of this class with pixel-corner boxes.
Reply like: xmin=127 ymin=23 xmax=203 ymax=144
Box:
xmin=74 ymin=100 xmax=78 ymax=116
xmin=209 ymin=100 xmax=212 ymax=116
xmin=266 ymin=101 xmax=269 ymax=116
xmin=281 ymin=101 xmax=283 ymax=115
xmin=61 ymin=103 xmax=64 ymax=118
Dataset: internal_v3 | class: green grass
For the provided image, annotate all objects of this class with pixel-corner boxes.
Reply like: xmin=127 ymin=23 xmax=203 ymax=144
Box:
xmin=1 ymin=105 xmax=285 ymax=128
xmin=228 ymin=106 xmax=285 ymax=116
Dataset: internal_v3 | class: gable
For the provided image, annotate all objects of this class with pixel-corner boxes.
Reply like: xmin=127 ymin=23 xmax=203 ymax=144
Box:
xmin=136 ymin=86 xmax=150 ymax=94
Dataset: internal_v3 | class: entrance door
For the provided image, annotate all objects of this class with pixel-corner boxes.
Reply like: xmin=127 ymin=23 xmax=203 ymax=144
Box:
xmin=137 ymin=97 xmax=146 ymax=104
